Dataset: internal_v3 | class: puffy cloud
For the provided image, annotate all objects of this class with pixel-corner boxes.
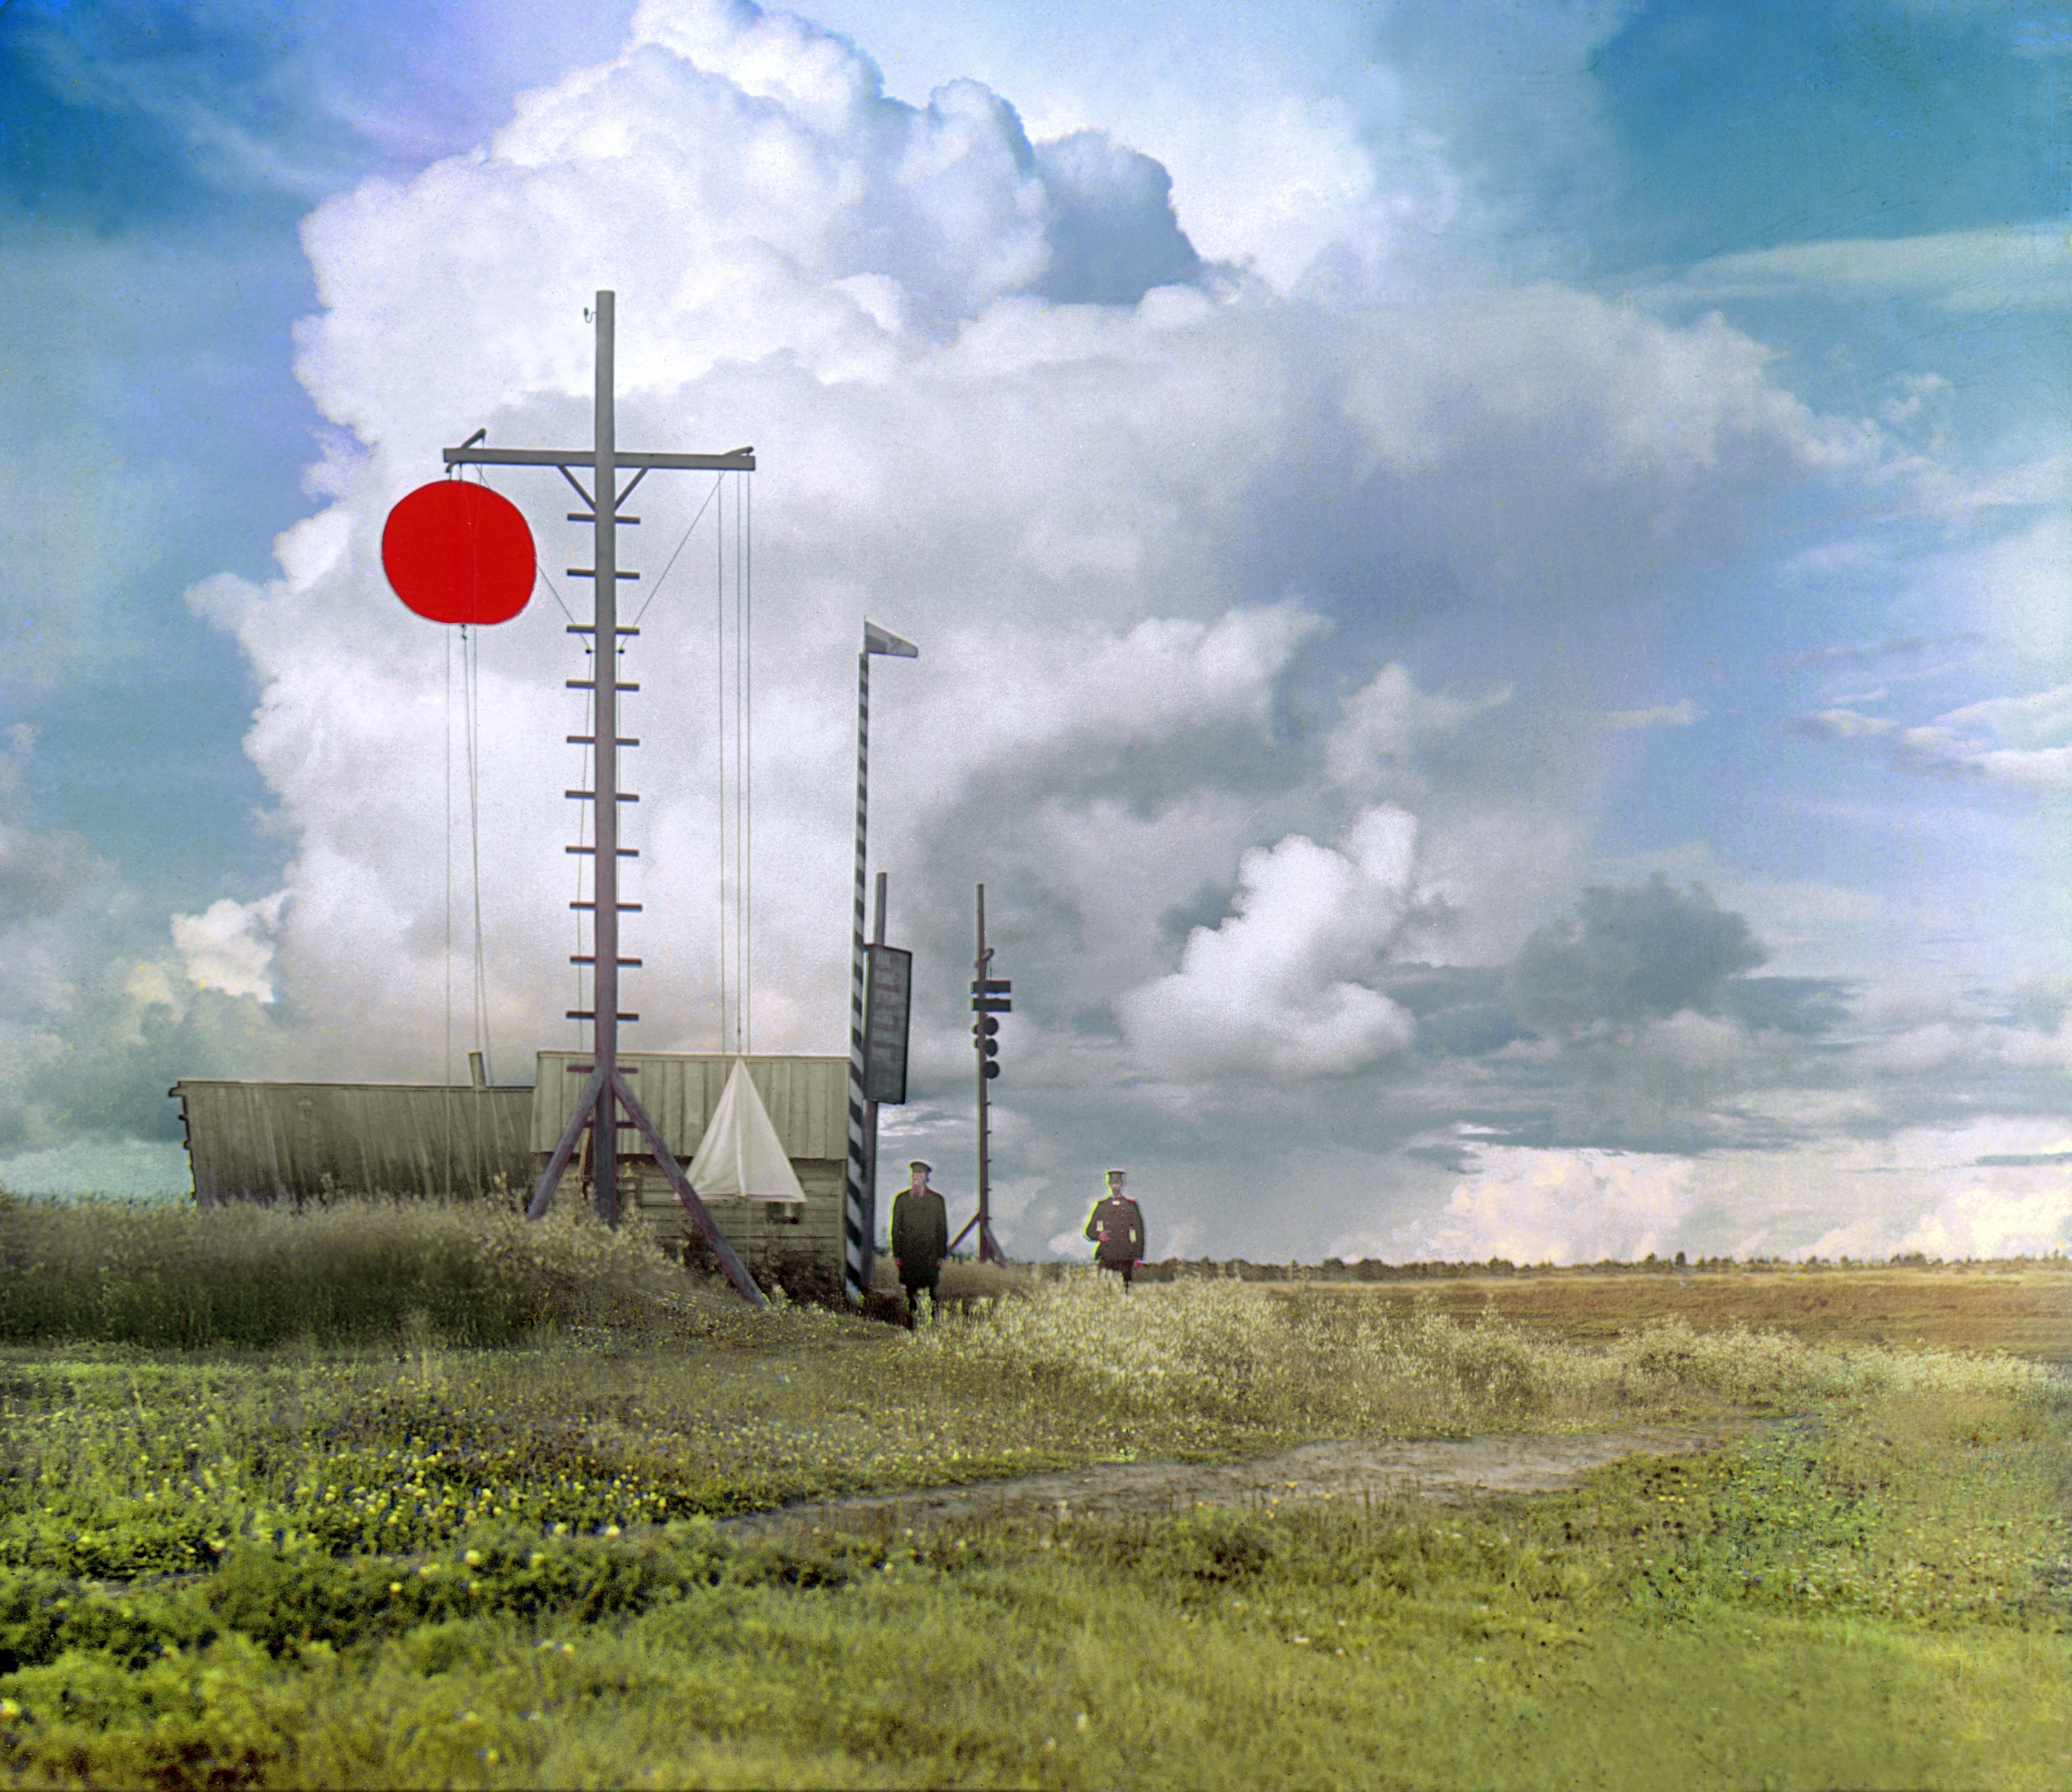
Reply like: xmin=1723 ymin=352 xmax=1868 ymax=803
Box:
xmin=1507 ymin=875 xmax=1767 ymax=1039
xmin=1362 ymin=1119 xmax=2072 ymax=1268
xmin=1404 ymin=1147 xmax=1703 ymax=1267
xmin=144 ymin=0 xmax=1924 ymax=1254
xmin=171 ymin=893 xmax=289 ymax=1003
xmin=1322 ymin=661 xmax=1510 ymax=795
xmin=1797 ymin=1122 xmax=2072 ymax=1262
xmin=0 ymin=812 xmax=283 ymax=1160
xmin=1120 ymin=806 xmax=1421 ymax=1081
xmin=1890 ymin=1182 xmax=2072 ymax=1262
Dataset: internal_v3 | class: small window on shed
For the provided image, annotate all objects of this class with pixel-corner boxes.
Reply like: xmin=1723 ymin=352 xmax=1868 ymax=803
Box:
xmin=768 ymin=1202 xmax=802 ymax=1224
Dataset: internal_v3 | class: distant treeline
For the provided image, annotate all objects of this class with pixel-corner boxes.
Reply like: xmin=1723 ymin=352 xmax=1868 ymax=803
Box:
xmin=1026 ymin=1252 xmax=2069 ymax=1281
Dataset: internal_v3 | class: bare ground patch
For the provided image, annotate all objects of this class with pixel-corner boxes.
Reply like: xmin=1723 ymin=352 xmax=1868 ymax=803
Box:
xmin=723 ymin=1423 xmax=1775 ymax=1537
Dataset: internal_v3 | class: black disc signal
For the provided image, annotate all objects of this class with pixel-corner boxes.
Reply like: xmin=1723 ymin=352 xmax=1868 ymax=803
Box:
xmin=972 ymin=978 xmax=1010 ymax=1079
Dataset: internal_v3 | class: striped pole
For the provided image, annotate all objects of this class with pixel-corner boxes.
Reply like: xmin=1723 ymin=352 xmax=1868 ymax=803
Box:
xmin=844 ymin=622 xmax=917 ymax=1307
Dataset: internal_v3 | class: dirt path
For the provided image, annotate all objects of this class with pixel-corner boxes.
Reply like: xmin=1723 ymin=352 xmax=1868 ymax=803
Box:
xmin=723 ymin=1423 xmax=1772 ymax=1539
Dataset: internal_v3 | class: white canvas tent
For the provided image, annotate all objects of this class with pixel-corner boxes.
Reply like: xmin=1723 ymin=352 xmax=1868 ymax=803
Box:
xmin=687 ymin=1059 xmax=807 ymax=1201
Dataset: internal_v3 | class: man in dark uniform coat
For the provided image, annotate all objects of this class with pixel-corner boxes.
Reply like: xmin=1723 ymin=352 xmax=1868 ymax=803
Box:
xmin=889 ymin=1159 xmax=949 ymax=1327
xmin=1083 ymin=1168 xmax=1145 ymax=1290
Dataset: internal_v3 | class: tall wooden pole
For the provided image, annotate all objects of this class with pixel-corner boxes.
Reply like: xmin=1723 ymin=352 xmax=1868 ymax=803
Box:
xmin=975 ymin=883 xmax=995 ymax=1264
xmin=456 ymin=289 xmax=764 ymax=1304
xmin=589 ymin=292 xmax=622 ymax=1225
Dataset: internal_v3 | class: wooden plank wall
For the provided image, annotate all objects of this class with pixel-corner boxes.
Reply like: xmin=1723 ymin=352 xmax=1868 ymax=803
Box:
xmin=530 ymin=1052 xmax=853 ymax=1296
xmin=172 ymin=1080 xmax=536 ymax=1206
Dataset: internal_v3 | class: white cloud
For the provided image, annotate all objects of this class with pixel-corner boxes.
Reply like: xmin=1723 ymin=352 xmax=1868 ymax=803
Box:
xmin=1788 ymin=707 xmax=1898 ymax=741
xmin=1120 ymin=806 xmax=1420 ymax=1081
xmin=1933 ymin=682 xmax=2072 ymax=749
xmin=892 ymin=606 xmax=1326 ymax=816
xmin=1366 ymin=1117 xmax=2072 ymax=1268
xmin=171 ymin=894 xmax=289 ymax=1003
xmin=1888 ymin=676 xmax=2072 ymax=790
xmin=1601 ymin=699 xmax=1703 ymax=730
xmin=1409 ymin=1147 xmax=1703 ymax=1266
xmin=1798 ymin=1122 xmax=2072 ymax=1262
xmin=1797 ymin=671 xmax=2072 ymax=791
xmin=158 ymin=0 xmax=1911 ymax=1254
xmin=1324 ymin=661 xmax=1510 ymax=793
xmin=1890 ymin=1182 xmax=2072 ymax=1262
xmin=0 ymin=764 xmax=286 ymax=1156
xmin=1656 ymin=225 xmax=2072 ymax=314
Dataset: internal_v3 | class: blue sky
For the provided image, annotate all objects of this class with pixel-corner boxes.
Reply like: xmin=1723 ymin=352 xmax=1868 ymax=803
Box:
xmin=1 ymin=0 xmax=2067 ymax=1262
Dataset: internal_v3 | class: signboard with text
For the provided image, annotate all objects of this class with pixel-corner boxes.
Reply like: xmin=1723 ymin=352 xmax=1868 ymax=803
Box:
xmin=864 ymin=945 xmax=912 ymax=1104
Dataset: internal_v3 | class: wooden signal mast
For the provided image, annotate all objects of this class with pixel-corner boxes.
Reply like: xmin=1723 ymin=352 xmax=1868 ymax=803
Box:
xmin=443 ymin=289 xmax=764 ymax=1305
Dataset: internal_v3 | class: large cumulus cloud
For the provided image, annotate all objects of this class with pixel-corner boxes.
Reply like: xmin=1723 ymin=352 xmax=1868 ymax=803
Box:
xmin=162 ymin=0 xmax=1982 ymax=1258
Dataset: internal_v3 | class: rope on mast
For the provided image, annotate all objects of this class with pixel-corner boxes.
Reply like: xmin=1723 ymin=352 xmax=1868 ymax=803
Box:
xmin=716 ymin=474 xmax=728 ymax=1051
xmin=743 ymin=471 xmax=753 ymax=1054
xmin=462 ymin=623 xmax=492 ymax=1084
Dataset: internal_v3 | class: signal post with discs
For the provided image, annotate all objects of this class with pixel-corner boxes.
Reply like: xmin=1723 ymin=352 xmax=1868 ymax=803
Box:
xmin=382 ymin=289 xmax=766 ymax=1306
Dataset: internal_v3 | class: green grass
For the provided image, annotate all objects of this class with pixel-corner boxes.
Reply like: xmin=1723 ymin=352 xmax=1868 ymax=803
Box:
xmin=0 ymin=1378 xmax=2062 ymax=1788
xmin=0 ymin=1193 xmax=724 ymax=1351
xmin=0 ymin=1196 xmax=2064 ymax=1788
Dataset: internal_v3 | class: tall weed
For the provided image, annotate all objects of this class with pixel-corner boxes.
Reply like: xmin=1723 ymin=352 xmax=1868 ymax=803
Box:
xmin=0 ymin=1195 xmax=724 ymax=1349
xmin=913 ymin=1275 xmax=2057 ymax=1436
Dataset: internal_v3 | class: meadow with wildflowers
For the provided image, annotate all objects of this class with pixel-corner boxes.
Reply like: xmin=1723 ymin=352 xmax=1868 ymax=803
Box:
xmin=0 ymin=1193 xmax=2064 ymax=1788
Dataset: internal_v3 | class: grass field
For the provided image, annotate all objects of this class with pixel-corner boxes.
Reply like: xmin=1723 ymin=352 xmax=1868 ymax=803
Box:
xmin=0 ymin=1194 xmax=2064 ymax=1788
xmin=1299 ymin=1264 xmax=2072 ymax=1361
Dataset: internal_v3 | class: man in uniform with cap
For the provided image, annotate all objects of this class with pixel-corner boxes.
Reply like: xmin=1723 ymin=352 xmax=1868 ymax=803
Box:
xmin=889 ymin=1159 xmax=949 ymax=1327
xmin=1083 ymin=1168 xmax=1145 ymax=1290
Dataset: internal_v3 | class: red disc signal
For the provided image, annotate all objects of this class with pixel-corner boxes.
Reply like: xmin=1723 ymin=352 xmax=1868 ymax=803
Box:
xmin=381 ymin=481 xmax=536 ymax=625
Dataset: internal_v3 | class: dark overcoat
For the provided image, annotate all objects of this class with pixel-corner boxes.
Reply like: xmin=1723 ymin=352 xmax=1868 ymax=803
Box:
xmin=1083 ymin=1194 xmax=1144 ymax=1265
xmin=890 ymin=1187 xmax=949 ymax=1278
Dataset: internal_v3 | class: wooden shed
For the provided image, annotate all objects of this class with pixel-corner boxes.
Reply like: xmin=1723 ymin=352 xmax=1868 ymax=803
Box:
xmin=530 ymin=1051 xmax=848 ymax=1290
xmin=171 ymin=1079 xmax=536 ymax=1207
xmin=171 ymin=1051 xmax=851 ymax=1298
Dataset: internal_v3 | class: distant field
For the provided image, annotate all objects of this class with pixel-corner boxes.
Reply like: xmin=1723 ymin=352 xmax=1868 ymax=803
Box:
xmin=1289 ymin=1264 xmax=2072 ymax=1361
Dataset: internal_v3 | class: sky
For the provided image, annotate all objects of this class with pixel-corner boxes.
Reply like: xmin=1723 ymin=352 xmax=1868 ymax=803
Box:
xmin=1 ymin=0 xmax=2068 ymax=1265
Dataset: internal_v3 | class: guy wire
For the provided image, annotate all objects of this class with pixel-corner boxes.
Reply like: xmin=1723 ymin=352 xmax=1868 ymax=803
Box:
xmin=444 ymin=625 xmax=453 ymax=1089
xmin=633 ymin=474 xmax=724 ymax=627
xmin=537 ymin=565 xmax=576 ymax=627
xmin=743 ymin=471 xmax=753 ymax=1054
xmin=741 ymin=478 xmax=750 ymax=1060
xmin=716 ymin=475 xmax=728 ymax=1052
xmin=463 ymin=624 xmax=491 ymax=1083
xmin=443 ymin=623 xmax=454 ymax=1199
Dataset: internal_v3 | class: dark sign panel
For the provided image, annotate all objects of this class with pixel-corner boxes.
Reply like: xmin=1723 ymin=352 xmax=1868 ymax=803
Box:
xmin=864 ymin=945 xmax=912 ymax=1105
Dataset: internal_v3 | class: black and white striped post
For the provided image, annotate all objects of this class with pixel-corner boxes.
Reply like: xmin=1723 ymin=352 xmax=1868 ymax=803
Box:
xmin=844 ymin=621 xmax=918 ymax=1307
